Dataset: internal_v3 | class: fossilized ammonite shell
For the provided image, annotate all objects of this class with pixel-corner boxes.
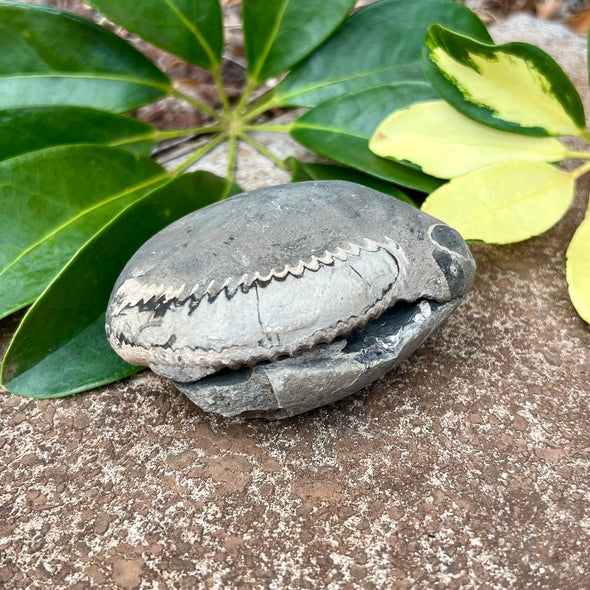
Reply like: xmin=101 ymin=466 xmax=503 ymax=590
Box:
xmin=106 ymin=181 xmax=475 ymax=418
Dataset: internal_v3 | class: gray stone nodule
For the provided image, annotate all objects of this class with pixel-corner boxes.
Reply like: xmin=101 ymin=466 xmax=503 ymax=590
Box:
xmin=105 ymin=181 xmax=475 ymax=418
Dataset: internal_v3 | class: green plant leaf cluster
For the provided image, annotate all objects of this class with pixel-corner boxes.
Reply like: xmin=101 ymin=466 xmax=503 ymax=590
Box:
xmin=0 ymin=146 xmax=167 ymax=320
xmin=2 ymin=172 xmax=240 ymax=398
xmin=370 ymin=25 xmax=590 ymax=324
xmin=0 ymin=0 xmax=489 ymax=398
xmin=0 ymin=2 xmax=171 ymax=111
xmin=243 ymin=0 xmax=357 ymax=84
xmin=86 ymin=0 xmax=224 ymax=70
xmin=274 ymin=0 xmax=491 ymax=107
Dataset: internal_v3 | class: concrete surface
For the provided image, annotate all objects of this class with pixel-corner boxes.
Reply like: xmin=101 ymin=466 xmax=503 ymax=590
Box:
xmin=2 ymin=13 xmax=590 ymax=590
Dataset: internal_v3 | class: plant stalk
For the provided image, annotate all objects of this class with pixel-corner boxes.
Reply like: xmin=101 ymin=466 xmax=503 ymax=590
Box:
xmin=566 ymin=149 xmax=590 ymax=160
xmin=155 ymin=124 xmax=222 ymax=141
xmin=169 ymin=134 xmax=227 ymax=177
xmin=239 ymin=133 xmax=288 ymax=170
xmin=236 ymin=77 xmax=259 ymax=115
xmin=223 ymin=135 xmax=238 ymax=198
xmin=571 ymin=160 xmax=590 ymax=180
xmin=171 ymin=88 xmax=220 ymax=120
xmin=242 ymin=92 xmax=281 ymax=123
xmin=211 ymin=66 xmax=231 ymax=114
xmin=243 ymin=123 xmax=293 ymax=134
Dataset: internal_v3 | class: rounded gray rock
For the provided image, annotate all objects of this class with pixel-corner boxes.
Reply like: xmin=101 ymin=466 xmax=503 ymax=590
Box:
xmin=106 ymin=180 xmax=475 ymax=418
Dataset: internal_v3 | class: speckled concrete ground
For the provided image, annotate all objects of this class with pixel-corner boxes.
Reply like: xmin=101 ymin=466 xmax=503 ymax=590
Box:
xmin=2 ymin=10 xmax=590 ymax=590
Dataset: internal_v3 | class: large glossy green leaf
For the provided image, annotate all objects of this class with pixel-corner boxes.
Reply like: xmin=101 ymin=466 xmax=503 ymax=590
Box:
xmin=0 ymin=145 xmax=168 ymax=320
xmin=423 ymin=25 xmax=586 ymax=137
xmin=1 ymin=172 xmax=241 ymax=398
xmin=566 ymin=201 xmax=590 ymax=324
xmin=0 ymin=2 xmax=170 ymax=112
xmin=370 ymin=100 xmax=572 ymax=179
xmin=274 ymin=0 xmax=490 ymax=108
xmin=289 ymin=159 xmax=415 ymax=206
xmin=290 ymin=83 xmax=443 ymax=192
xmin=243 ymin=0 xmax=355 ymax=84
xmin=0 ymin=106 xmax=157 ymax=162
xmin=86 ymin=0 xmax=223 ymax=70
xmin=421 ymin=162 xmax=575 ymax=243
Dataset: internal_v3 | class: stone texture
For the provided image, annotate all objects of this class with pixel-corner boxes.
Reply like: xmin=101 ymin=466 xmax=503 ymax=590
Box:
xmin=1 ymin=10 xmax=590 ymax=590
xmin=176 ymin=299 xmax=462 ymax=418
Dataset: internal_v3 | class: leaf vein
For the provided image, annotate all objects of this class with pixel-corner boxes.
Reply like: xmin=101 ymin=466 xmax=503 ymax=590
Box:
xmin=161 ymin=0 xmax=217 ymax=67
xmin=458 ymin=178 xmax=572 ymax=223
xmin=294 ymin=122 xmax=368 ymax=140
xmin=278 ymin=63 xmax=424 ymax=102
xmin=1 ymin=73 xmax=170 ymax=93
xmin=251 ymin=0 xmax=291 ymax=83
xmin=0 ymin=174 xmax=168 ymax=282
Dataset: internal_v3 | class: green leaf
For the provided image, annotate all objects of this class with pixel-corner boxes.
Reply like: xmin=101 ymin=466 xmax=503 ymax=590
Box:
xmin=421 ymin=162 xmax=575 ymax=244
xmin=1 ymin=172 xmax=241 ymax=398
xmin=290 ymin=83 xmax=443 ymax=192
xmin=0 ymin=145 xmax=168 ymax=320
xmin=86 ymin=0 xmax=223 ymax=70
xmin=289 ymin=159 xmax=415 ymax=205
xmin=243 ymin=0 xmax=355 ymax=84
xmin=0 ymin=2 xmax=170 ymax=112
xmin=0 ymin=106 xmax=157 ymax=162
xmin=423 ymin=24 xmax=586 ymax=137
xmin=275 ymin=0 xmax=490 ymax=108
xmin=566 ymin=202 xmax=590 ymax=324
xmin=370 ymin=100 xmax=571 ymax=179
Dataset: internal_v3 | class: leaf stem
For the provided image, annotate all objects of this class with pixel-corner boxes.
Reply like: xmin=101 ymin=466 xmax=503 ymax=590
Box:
xmin=235 ymin=76 xmax=260 ymax=116
xmin=223 ymin=135 xmax=238 ymax=198
xmin=243 ymin=123 xmax=293 ymax=134
xmin=109 ymin=133 xmax=156 ymax=148
xmin=169 ymin=134 xmax=227 ymax=177
xmin=570 ymin=160 xmax=590 ymax=180
xmin=212 ymin=65 xmax=231 ymax=114
xmin=155 ymin=124 xmax=222 ymax=141
xmin=171 ymin=88 xmax=221 ymax=120
xmin=242 ymin=91 xmax=281 ymax=122
xmin=239 ymin=133 xmax=288 ymax=170
xmin=565 ymin=149 xmax=590 ymax=160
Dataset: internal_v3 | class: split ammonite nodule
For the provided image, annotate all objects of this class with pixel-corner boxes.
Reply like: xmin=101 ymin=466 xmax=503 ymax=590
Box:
xmin=106 ymin=181 xmax=475 ymax=418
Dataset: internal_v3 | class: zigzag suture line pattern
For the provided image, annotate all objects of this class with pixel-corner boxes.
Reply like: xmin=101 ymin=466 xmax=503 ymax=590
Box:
xmin=108 ymin=237 xmax=405 ymax=375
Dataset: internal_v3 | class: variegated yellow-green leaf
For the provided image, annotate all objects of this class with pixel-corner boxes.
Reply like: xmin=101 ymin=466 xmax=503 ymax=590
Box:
xmin=370 ymin=100 xmax=572 ymax=179
xmin=566 ymin=202 xmax=590 ymax=324
xmin=422 ymin=162 xmax=575 ymax=244
xmin=423 ymin=25 xmax=586 ymax=137
xmin=290 ymin=83 xmax=442 ymax=192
